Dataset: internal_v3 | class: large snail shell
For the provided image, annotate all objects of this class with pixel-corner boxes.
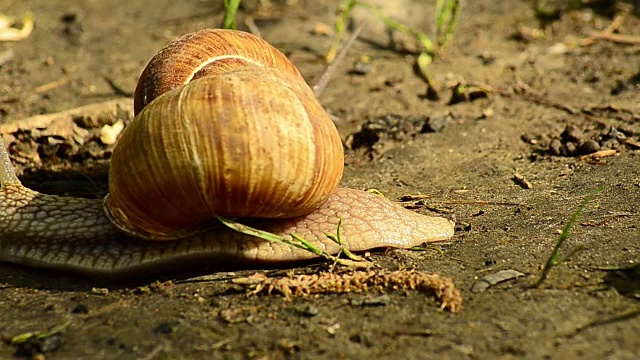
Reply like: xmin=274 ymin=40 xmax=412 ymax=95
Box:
xmin=104 ymin=32 xmax=344 ymax=241
xmin=133 ymin=29 xmax=303 ymax=115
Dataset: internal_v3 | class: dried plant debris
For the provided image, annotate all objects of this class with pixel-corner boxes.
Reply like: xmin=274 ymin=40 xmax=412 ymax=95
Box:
xmin=447 ymin=81 xmax=492 ymax=105
xmin=0 ymin=11 xmax=34 ymax=42
xmin=512 ymin=173 xmax=533 ymax=189
xmin=546 ymin=124 xmax=638 ymax=158
xmin=232 ymin=269 xmax=463 ymax=313
xmin=345 ymin=113 xmax=453 ymax=154
xmin=0 ymin=99 xmax=133 ymax=173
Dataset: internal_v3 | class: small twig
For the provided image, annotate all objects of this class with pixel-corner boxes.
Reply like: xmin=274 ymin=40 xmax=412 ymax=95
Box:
xmin=502 ymin=82 xmax=578 ymax=115
xmin=313 ymin=22 xmax=364 ymax=98
xmin=580 ymin=212 xmax=637 ymax=227
xmin=0 ymin=98 xmax=132 ymax=134
xmin=579 ymin=6 xmax=630 ymax=46
xmin=623 ymin=139 xmax=640 ymax=150
xmin=578 ymin=149 xmax=618 ymax=161
xmin=33 ymin=77 xmax=71 ymax=94
xmin=243 ymin=17 xmax=261 ymax=37
xmin=512 ymin=173 xmax=533 ymax=189
xmin=139 ymin=345 xmax=164 ymax=360
xmin=587 ymin=32 xmax=640 ymax=45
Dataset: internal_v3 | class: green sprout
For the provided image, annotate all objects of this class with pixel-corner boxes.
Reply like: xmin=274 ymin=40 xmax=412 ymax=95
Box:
xmin=326 ymin=0 xmax=358 ymax=63
xmin=532 ymin=187 xmax=605 ymax=287
xmin=10 ymin=320 xmax=71 ymax=346
xmin=325 ymin=0 xmax=460 ymax=96
xmin=216 ymin=215 xmax=370 ymax=268
xmin=435 ymin=0 xmax=460 ymax=48
xmin=222 ymin=0 xmax=241 ymax=29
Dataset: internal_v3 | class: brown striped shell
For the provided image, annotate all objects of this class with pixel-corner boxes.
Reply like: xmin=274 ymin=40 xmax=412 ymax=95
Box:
xmin=133 ymin=29 xmax=304 ymax=115
xmin=104 ymin=29 xmax=344 ymax=240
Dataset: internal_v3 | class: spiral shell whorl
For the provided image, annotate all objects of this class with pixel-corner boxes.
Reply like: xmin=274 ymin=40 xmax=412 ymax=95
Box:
xmin=133 ymin=29 xmax=304 ymax=115
xmin=107 ymin=30 xmax=344 ymax=240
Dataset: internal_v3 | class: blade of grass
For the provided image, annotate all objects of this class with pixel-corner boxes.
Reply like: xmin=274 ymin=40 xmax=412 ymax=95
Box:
xmin=435 ymin=0 xmax=461 ymax=48
xmin=416 ymin=51 xmax=438 ymax=99
xmin=314 ymin=22 xmax=364 ymax=97
xmin=324 ymin=217 xmax=364 ymax=261
xmin=216 ymin=216 xmax=371 ymax=268
xmin=222 ymin=0 xmax=241 ymax=30
xmin=356 ymin=1 xmax=434 ymax=56
xmin=532 ymin=187 xmax=605 ymax=288
xmin=353 ymin=1 xmax=440 ymax=96
xmin=216 ymin=216 xmax=323 ymax=254
xmin=326 ymin=0 xmax=358 ymax=63
xmin=11 ymin=320 xmax=71 ymax=345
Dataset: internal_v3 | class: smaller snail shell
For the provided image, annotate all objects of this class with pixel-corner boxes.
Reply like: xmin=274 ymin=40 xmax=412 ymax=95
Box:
xmin=133 ymin=29 xmax=303 ymax=115
xmin=105 ymin=66 xmax=344 ymax=240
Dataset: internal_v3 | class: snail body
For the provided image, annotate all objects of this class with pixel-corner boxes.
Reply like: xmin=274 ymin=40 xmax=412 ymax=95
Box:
xmin=0 ymin=29 xmax=454 ymax=278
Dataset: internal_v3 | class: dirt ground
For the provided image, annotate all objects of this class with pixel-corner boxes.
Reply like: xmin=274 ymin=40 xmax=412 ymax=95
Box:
xmin=1 ymin=0 xmax=639 ymax=359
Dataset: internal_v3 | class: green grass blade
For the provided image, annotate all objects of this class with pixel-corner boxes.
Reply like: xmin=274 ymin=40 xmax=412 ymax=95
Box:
xmin=326 ymin=0 xmax=358 ymax=63
xmin=216 ymin=216 xmax=321 ymax=253
xmin=533 ymin=187 xmax=605 ymax=287
xmin=222 ymin=0 xmax=241 ymax=29
xmin=436 ymin=0 xmax=460 ymax=48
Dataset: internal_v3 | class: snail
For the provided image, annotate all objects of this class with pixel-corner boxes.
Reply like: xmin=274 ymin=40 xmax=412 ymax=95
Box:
xmin=0 ymin=29 xmax=454 ymax=278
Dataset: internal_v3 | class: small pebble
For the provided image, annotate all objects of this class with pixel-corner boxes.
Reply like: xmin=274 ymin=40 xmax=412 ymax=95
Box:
xmin=578 ymin=139 xmax=600 ymax=155
xmin=302 ymin=305 xmax=319 ymax=317
xmin=561 ymin=124 xmax=582 ymax=143
xmin=361 ymin=294 xmax=391 ymax=306
xmin=521 ymin=133 xmax=537 ymax=145
xmin=352 ymin=60 xmax=372 ymax=75
xmin=154 ymin=320 xmax=180 ymax=335
xmin=312 ymin=22 xmax=333 ymax=36
xmin=90 ymin=287 xmax=109 ymax=295
xmin=562 ymin=141 xmax=577 ymax=156
xmin=618 ymin=125 xmax=635 ymax=137
xmin=549 ymin=139 xmax=562 ymax=155
xmin=601 ymin=138 xmax=620 ymax=150
xmin=605 ymin=126 xmax=626 ymax=141
xmin=476 ymin=51 xmax=496 ymax=65
xmin=610 ymin=79 xmax=629 ymax=95
xmin=72 ymin=304 xmax=89 ymax=314
xmin=479 ymin=108 xmax=494 ymax=119
xmin=422 ymin=113 xmax=451 ymax=133
xmin=326 ymin=323 xmax=340 ymax=335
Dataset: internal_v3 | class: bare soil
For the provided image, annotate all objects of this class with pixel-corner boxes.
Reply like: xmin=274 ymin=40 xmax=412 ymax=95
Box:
xmin=1 ymin=0 xmax=639 ymax=359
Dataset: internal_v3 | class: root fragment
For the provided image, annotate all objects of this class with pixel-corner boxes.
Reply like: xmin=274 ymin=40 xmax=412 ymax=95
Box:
xmin=233 ymin=269 xmax=463 ymax=312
